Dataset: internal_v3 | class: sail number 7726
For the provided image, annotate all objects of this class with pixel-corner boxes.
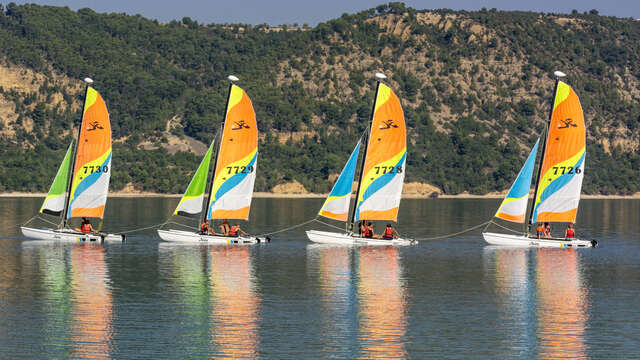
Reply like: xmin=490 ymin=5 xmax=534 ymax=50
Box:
xmin=552 ymin=166 xmax=581 ymax=175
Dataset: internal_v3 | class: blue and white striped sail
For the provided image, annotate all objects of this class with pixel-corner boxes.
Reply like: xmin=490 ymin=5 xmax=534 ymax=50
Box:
xmin=494 ymin=139 xmax=540 ymax=223
xmin=318 ymin=141 xmax=361 ymax=221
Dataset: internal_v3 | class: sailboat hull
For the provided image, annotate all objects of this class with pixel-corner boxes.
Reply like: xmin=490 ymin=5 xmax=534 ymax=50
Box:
xmin=482 ymin=232 xmax=596 ymax=248
xmin=157 ymin=229 xmax=265 ymax=245
xmin=306 ymin=230 xmax=416 ymax=246
xmin=21 ymin=226 xmax=124 ymax=243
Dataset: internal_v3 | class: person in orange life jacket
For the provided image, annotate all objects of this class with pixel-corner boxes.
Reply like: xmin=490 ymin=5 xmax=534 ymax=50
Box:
xmin=75 ymin=217 xmax=95 ymax=233
xmin=543 ymin=222 xmax=552 ymax=238
xmin=383 ymin=224 xmax=399 ymax=240
xmin=219 ymin=219 xmax=230 ymax=235
xmin=364 ymin=222 xmax=376 ymax=238
xmin=228 ymin=223 xmax=248 ymax=237
xmin=565 ymin=223 xmax=576 ymax=239
xmin=536 ymin=223 xmax=545 ymax=239
xmin=358 ymin=220 xmax=367 ymax=236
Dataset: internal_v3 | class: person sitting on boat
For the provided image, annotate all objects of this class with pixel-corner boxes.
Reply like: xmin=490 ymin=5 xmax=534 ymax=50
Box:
xmin=364 ymin=222 xmax=375 ymax=238
xmin=543 ymin=222 xmax=552 ymax=238
xmin=536 ymin=223 xmax=545 ymax=238
xmin=564 ymin=223 xmax=576 ymax=240
xmin=358 ymin=220 xmax=367 ymax=236
xmin=382 ymin=224 xmax=399 ymax=240
xmin=228 ymin=224 xmax=248 ymax=237
xmin=200 ymin=220 xmax=210 ymax=235
xmin=219 ymin=219 xmax=230 ymax=235
xmin=75 ymin=217 xmax=95 ymax=233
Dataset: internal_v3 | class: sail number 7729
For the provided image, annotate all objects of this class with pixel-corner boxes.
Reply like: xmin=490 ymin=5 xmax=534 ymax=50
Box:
xmin=225 ymin=165 xmax=254 ymax=175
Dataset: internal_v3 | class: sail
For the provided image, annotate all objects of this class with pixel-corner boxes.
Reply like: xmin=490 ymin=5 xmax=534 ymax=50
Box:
xmin=531 ymin=81 xmax=586 ymax=223
xmin=207 ymin=84 xmax=258 ymax=220
xmin=318 ymin=140 xmax=361 ymax=221
xmin=494 ymin=139 xmax=540 ymax=223
xmin=173 ymin=141 xmax=215 ymax=217
xmin=40 ymin=142 xmax=73 ymax=216
xmin=354 ymin=83 xmax=406 ymax=222
xmin=67 ymin=87 xmax=112 ymax=219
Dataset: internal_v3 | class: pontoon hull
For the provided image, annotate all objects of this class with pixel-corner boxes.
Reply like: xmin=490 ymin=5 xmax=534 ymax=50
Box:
xmin=21 ymin=226 xmax=125 ymax=243
xmin=305 ymin=230 xmax=416 ymax=246
xmin=157 ymin=229 xmax=265 ymax=245
xmin=482 ymin=232 xmax=596 ymax=248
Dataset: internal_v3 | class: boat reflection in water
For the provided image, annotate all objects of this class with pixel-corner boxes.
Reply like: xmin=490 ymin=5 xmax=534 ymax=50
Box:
xmin=356 ymin=247 xmax=407 ymax=359
xmin=69 ymin=244 xmax=113 ymax=359
xmin=535 ymin=249 xmax=588 ymax=359
xmin=209 ymin=246 xmax=260 ymax=358
xmin=483 ymin=247 xmax=532 ymax=354
xmin=307 ymin=244 xmax=354 ymax=354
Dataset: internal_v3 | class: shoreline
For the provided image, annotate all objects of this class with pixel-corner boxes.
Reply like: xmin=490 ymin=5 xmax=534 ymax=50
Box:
xmin=1 ymin=192 xmax=639 ymax=199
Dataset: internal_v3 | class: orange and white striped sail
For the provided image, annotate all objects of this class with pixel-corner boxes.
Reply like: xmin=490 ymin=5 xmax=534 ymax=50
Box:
xmin=207 ymin=85 xmax=258 ymax=220
xmin=531 ymin=81 xmax=585 ymax=223
xmin=67 ymin=87 xmax=112 ymax=219
xmin=354 ymin=83 xmax=406 ymax=221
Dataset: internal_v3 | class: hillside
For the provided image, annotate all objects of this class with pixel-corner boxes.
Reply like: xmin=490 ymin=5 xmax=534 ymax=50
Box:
xmin=0 ymin=3 xmax=639 ymax=195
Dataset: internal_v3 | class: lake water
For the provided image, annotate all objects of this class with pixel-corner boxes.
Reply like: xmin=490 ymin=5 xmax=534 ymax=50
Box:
xmin=1 ymin=197 xmax=639 ymax=359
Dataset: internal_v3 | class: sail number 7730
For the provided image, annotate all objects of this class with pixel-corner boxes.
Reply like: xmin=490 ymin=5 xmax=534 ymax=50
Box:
xmin=83 ymin=165 xmax=109 ymax=174
xmin=374 ymin=166 xmax=402 ymax=175
xmin=552 ymin=166 xmax=581 ymax=175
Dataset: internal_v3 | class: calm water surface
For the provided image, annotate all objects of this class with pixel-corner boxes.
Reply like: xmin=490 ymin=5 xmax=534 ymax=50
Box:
xmin=1 ymin=197 xmax=639 ymax=358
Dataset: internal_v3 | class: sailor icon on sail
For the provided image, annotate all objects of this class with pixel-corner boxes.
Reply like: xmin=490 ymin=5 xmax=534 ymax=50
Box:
xmin=232 ymin=120 xmax=250 ymax=130
xmin=87 ymin=121 xmax=104 ymax=131
xmin=558 ymin=118 xmax=577 ymax=129
xmin=379 ymin=120 xmax=398 ymax=130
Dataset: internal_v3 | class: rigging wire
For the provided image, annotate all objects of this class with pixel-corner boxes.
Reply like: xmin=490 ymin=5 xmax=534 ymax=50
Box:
xmin=410 ymin=221 xmax=492 ymax=241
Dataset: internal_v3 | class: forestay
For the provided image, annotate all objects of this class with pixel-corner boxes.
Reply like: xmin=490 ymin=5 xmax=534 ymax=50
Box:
xmin=354 ymin=83 xmax=406 ymax=222
xmin=531 ymin=81 xmax=585 ymax=223
xmin=173 ymin=141 xmax=215 ymax=217
xmin=67 ymin=87 xmax=112 ymax=219
xmin=40 ymin=143 xmax=73 ymax=216
xmin=494 ymin=139 xmax=539 ymax=223
xmin=207 ymin=84 xmax=258 ymax=220
xmin=318 ymin=141 xmax=361 ymax=221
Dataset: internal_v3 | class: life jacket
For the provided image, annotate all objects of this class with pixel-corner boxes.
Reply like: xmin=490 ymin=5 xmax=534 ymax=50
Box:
xmin=229 ymin=226 xmax=238 ymax=236
xmin=536 ymin=225 xmax=544 ymax=234
xmin=566 ymin=228 xmax=575 ymax=238
xmin=384 ymin=227 xmax=393 ymax=238
xmin=363 ymin=227 xmax=372 ymax=238
xmin=81 ymin=222 xmax=91 ymax=233
xmin=200 ymin=223 xmax=208 ymax=233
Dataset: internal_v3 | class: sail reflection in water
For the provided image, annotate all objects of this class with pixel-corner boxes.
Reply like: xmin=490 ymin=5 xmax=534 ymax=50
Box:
xmin=70 ymin=244 xmax=113 ymax=359
xmin=307 ymin=245 xmax=354 ymax=354
xmin=357 ymin=247 xmax=407 ymax=359
xmin=535 ymin=249 xmax=588 ymax=359
xmin=209 ymin=246 xmax=260 ymax=358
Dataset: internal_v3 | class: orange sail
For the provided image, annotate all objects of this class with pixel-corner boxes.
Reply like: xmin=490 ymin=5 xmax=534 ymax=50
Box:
xmin=354 ymin=83 xmax=406 ymax=221
xmin=67 ymin=87 xmax=112 ymax=219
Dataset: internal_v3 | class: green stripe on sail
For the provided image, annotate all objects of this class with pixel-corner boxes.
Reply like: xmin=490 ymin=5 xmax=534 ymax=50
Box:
xmin=40 ymin=142 xmax=73 ymax=214
xmin=173 ymin=141 xmax=215 ymax=216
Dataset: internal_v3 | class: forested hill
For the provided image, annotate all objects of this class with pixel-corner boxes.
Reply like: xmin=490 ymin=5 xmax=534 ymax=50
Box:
xmin=1 ymin=3 xmax=639 ymax=195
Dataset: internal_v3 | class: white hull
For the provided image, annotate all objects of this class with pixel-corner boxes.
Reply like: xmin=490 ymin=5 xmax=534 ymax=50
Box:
xmin=482 ymin=232 xmax=596 ymax=248
xmin=306 ymin=230 xmax=416 ymax=246
xmin=157 ymin=229 xmax=266 ymax=245
xmin=21 ymin=226 xmax=125 ymax=243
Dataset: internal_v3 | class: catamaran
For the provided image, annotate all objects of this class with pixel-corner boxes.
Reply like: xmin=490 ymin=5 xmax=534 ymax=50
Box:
xmin=306 ymin=73 xmax=416 ymax=246
xmin=158 ymin=76 xmax=265 ymax=244
xmin=21 ymin=78 xmax=124 ymax=242
xmin=483 ymin=71 xmax=597 ymax=248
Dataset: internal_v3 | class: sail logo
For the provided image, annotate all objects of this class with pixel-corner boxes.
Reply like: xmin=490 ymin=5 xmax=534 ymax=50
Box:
xmin=232 ymin=120 xmax=250 ymax=130
xmin=379 ymin=120 xmax=398 ymax=130
xmin=87 ymin=121 xmax=104 ymax=131
xmin=558 ymin=118 xmax=578 ymax=129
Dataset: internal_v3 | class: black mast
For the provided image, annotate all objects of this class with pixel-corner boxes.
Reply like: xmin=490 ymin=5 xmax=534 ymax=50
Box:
xmin=348 ymin=74 xmax=384 ymax=232
xmin=61 ymin=78 xmax=93 ymax=228
xmin=201 ymin=77 xmax=236 ymax=226
xmin=526 ymin=72 xmax=564 ymax=232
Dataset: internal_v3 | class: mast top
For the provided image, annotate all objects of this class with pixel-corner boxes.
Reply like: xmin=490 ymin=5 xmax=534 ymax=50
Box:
xmin=553 ymin=71 xmax=566 ymax=78
xmin=227 ymin=75 xmax=239 ymax=82
xmin=375 ymin=72 xmax=387 ymax=81
xmin=83 ymin=77 xmax=94 ymax=84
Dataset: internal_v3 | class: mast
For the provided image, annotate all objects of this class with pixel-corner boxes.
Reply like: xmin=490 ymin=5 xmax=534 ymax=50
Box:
xmin=61 ymin=77 xmax=94 ymax=228
xmin=201 ymin=75 xmax=238 ymax=225
xmin=526 ymin=71 xmax=566 ymax=232
xmin=348 ymin=73 xmax=385 ymax=231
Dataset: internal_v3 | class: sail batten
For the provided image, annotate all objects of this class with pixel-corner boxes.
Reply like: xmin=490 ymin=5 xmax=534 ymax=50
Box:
xmin=40 ymin=142 xmax=74 ymax=216
xmin=354 ymin=83 xmax=406 ymax=222
xmin=531 ymin=81 xmax=586 ymax=223
xmin=66 ymin=87 xmax=112 ymax=220
xmin=319 ymin=141 xmax=361 ymax=221
xmin=494 ymin=139 xmax=539 ymax=223
xmin=207 ymin=84 xmax=258 ymax=220
xmin=173 ymin=141 xmax=215 ymax=217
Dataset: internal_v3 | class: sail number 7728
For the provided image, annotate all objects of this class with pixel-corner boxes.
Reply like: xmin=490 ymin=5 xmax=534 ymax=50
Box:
xmin=374 ymin=166 xmax=402 ymax=175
